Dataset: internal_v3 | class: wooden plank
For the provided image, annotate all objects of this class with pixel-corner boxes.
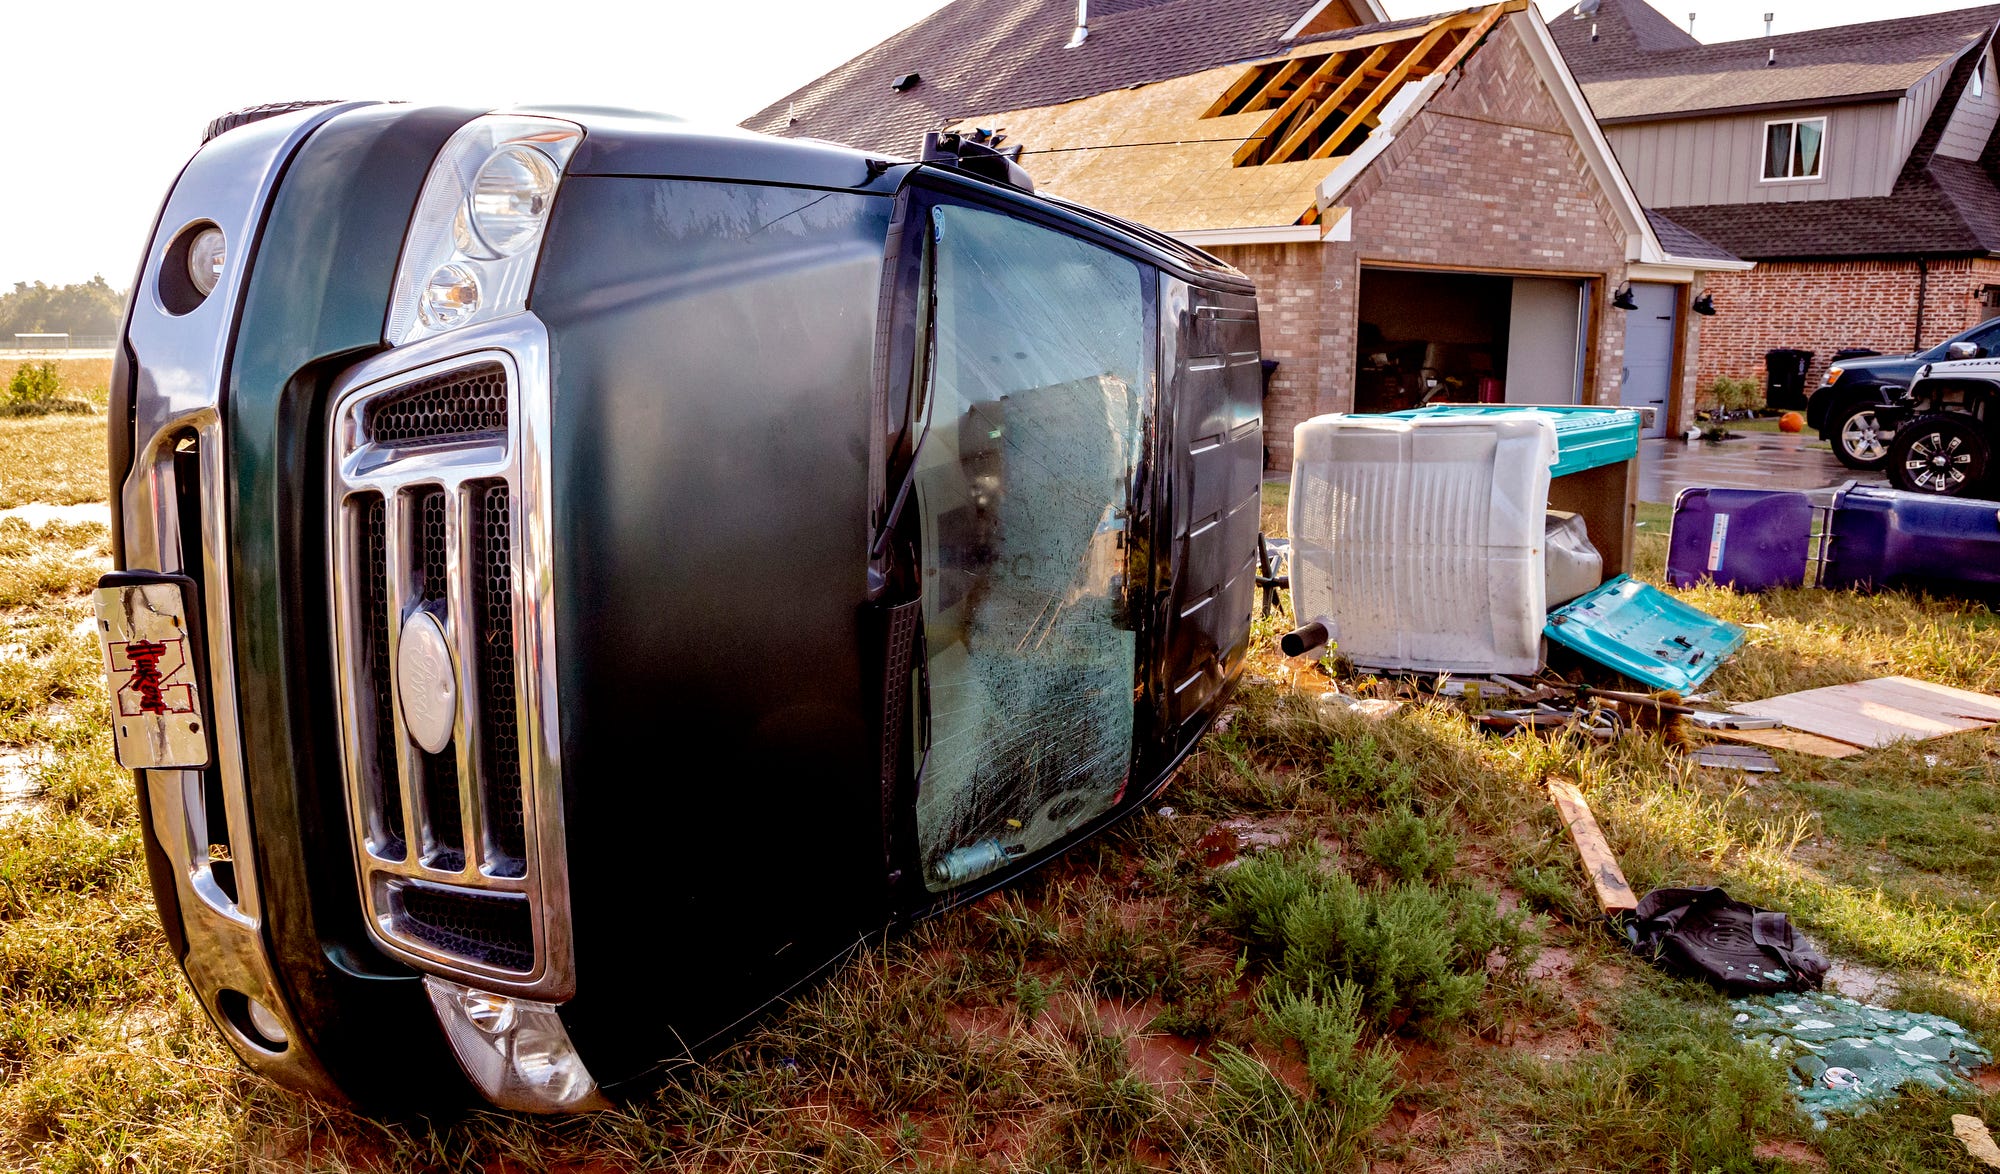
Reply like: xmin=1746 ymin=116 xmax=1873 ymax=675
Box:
xmin=1304 ymin=21 xmax=1458 ymax=161
xmin=1417 ymin=2 xmax=1509 ymax=92
xmin=1706 ymin=726 xmax=1865 ymax=759
xmin=1733 ymin=676 xmax=2000 ymax=749
xmin=1234 ymin=50 xmax=1357 ymax=165
xmin=1267 ymin=45 xmax=1395 ymax=162
xmin=1547 ymin=778 xmax=1639 ymax=916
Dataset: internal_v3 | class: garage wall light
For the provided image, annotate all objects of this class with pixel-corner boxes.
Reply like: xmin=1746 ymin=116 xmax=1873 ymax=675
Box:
xmin=1612 ymin=283 xmax=1638 ymax=311
xmin=1692 ymin=292 xmax=1717 ymax=316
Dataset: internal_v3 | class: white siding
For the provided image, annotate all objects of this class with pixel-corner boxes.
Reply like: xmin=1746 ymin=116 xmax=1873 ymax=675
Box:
xmin=1938 ymin=51 xmax=2000 ymax=160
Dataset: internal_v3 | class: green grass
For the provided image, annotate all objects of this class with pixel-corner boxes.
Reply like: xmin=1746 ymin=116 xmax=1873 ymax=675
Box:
xmin=2 ymin=425 xmax=1999 ymax=1170
xmin=0 ymin=416 xmax=113 ymax=509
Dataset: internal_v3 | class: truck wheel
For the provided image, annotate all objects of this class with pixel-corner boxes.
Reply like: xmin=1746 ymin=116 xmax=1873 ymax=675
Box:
xmin=1886 ymin=413 xmax=1990 ymax=496
xmin=1827 ymin=400 xmax=1891 ymax=470
xmin=202 ymin=101 xmax=344 ymax=144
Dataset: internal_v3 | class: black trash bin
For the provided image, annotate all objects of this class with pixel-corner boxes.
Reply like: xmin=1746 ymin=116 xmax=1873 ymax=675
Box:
xmin=1765 ymin=348 xmax=1814 ymax=411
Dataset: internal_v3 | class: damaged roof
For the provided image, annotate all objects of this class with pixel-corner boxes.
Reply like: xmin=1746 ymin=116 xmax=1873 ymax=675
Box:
xmin=739 ymin=0 xmax=1388 ymax=157
xmin=1655 ymin=40 xmax=2000 ymax=260
xmin=1552 ymin=0 xmax=2000 ymax=122
xmin=924 ymin=5 xmax=1518 ymax=233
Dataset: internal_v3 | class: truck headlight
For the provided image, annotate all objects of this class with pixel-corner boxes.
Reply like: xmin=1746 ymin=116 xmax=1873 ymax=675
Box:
xmin=1823 ymin=366 xmax=1844 ymax=385
xmin=469 ymin=145 xmax=561 ymax=256
xmin=386 ymin=114 xmax=583 ymax=346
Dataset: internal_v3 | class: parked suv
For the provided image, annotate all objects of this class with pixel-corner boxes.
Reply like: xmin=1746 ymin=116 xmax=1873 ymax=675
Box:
xmin=99 ymin=103 xmax=1263 ymax=1113
xmin=1882 ymin=355 xmax=1998 ymax=496
xmin=1807 ymin=318 xmax=2000 ymax=469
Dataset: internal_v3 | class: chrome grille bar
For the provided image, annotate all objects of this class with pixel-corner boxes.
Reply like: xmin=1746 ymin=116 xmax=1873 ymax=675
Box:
xmin=326 ymin=319 xmax=572 ymax=1000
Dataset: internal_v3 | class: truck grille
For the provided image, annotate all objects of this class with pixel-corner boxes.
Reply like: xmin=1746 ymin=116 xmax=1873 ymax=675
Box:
xmin=363 ymin=361 xmax=509 ymax=447
xmin=327 ymin=340 xmax=570 ymax=998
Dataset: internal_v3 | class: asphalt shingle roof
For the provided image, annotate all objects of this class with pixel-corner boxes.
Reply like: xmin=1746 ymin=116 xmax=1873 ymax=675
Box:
xmin=740 ymin=0 xmax=1376 ymax=156
xmin=1644 ymin=210 xmax=1740 ymax=264
xmin=1552 ymin=0 xmax=2000 ymax=121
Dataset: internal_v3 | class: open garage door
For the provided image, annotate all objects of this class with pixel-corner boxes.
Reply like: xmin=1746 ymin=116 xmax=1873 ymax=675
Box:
xmin=1356 ymin=268 xmax=1585 ymax=413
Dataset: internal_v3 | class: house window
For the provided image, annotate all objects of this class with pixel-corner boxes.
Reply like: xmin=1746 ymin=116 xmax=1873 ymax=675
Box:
xmin=1763 ymin=117 xmax=1826 ymax=181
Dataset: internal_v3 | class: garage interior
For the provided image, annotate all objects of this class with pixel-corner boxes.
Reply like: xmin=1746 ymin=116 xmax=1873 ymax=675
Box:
xmin=1355 ymin=268 xmax=1589 ymax=413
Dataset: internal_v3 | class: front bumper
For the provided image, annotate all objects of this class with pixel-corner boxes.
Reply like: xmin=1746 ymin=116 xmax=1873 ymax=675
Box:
xmin=115 ymin=102 xmax=477 ymax=1109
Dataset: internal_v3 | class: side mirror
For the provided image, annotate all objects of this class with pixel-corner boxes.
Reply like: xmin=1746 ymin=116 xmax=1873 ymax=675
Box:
xmin=1948 ymin=341 xmax=1984 ymax=360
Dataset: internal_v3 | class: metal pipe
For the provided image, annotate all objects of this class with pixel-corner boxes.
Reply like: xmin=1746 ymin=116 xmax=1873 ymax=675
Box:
xmin=1065 ymin=0 xmax=1088 ymax=48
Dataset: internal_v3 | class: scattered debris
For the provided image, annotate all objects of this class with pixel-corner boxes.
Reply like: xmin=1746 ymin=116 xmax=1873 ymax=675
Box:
xmin=1691 ymin=745 xmax=1780 ymax=775
xmin=1733 ymin=676 xmax=2000 ymax=750
xmin=1686 ymin=710 xmax=1780 ymax=731
xmin=1953 ymin=1115 xmax=2000 ymax=1169
xmin=1732 ymin=993 xmax=1990 ymax=1129
xmin=1546 ymin=779 xmax=1638 ymax=916
xmin=1317 ymin=691 xmax=1405 ymax=720
xmin=1704 ymin=725 xmax=1865 ymax=760
xmin=1628 ymin=887 xmax=1826 ymax=994
xmin=1545 ymin=575 xmax=1745 ymax=693
xmin=1197 ymin=818 xmax=1291 ymax=870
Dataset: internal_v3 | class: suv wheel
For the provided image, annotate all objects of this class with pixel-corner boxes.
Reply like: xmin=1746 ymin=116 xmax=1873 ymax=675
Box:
xmin=1886 ymin=413 xmax=1990 ymax=496
xmin=1827 ymin=400 xmax=1891 ymax=470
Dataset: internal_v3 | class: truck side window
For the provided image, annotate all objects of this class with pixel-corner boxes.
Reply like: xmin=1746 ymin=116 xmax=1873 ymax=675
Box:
xmin=912 ymin=201 xmax=1148 ymax=890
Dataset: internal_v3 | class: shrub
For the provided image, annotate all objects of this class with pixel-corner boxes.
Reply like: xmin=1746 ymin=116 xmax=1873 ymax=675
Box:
xmin=2 ymin=363 xmax=92 ymax=418
xmin=1358 ymin=803 xmax=1459 ymax=883
xmin=1213 ymin=848 xmax=1533 ymax=1030
xmin=1703 ymin=375 xmax=1763 ymax=415
xmin=1255 ymin=980 xmax=1399 ymax=1133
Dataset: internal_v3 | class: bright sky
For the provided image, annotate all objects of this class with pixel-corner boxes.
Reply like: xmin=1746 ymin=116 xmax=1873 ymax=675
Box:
xmin=2 ymin=0 xmax=1983 ymax=291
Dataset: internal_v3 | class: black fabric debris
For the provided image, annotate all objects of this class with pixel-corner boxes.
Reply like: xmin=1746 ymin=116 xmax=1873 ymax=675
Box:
xmin=1625 ymin=886 xmax=1829 ymax=994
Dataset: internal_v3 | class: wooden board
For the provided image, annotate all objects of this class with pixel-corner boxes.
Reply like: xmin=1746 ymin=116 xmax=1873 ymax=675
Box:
xmin=1547 ymin=779 xmax=1639 ymax=916
xmin=1733 ymin=676 xmax=2000 ymax=750
xmin=1705 ymin=726 xmax=1865 ymax=759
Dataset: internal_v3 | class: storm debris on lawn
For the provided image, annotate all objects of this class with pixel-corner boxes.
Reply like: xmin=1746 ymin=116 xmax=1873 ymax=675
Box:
xmin=1732 ymin=993 xmax=1991 ymax=1129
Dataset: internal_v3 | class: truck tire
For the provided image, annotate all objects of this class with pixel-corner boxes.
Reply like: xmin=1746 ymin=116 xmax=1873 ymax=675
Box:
xmin=1826 ymin=399 xmax=1891 ymax=470
xmin=202 ymin=101 xmax=344 ymax=144
xmin=1886 ymin=413 xmax=1990 ymax=496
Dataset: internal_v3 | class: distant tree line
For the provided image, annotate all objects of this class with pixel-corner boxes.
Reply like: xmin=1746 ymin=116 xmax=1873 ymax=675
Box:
xmin=0 ymin=277 xmax=125 ymax=340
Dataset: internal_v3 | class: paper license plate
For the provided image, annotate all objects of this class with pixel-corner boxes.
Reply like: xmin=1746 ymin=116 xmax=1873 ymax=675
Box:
xmin=94 ymin=575 xmax=211 ymax=770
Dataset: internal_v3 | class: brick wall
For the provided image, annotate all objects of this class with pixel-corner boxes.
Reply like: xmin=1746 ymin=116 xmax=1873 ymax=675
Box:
xmin=1695 ymin=257 xmax=2000 ymax=397
xmin=1216 ymin=21 xmax=1649 ymax=470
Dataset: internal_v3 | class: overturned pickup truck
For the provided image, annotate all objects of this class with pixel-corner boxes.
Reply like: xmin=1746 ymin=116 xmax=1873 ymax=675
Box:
xmin=100 ymin=104 xmax=1263 ymax=1112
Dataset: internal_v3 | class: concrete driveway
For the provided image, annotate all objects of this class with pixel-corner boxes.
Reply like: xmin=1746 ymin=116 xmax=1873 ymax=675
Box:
xmin=1638 ymin=433 xmax=1885 ymax=504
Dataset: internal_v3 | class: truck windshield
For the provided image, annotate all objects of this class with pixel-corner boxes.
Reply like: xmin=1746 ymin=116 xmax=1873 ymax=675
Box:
xmin=911 ymin=201 xmax=1148 ymax=890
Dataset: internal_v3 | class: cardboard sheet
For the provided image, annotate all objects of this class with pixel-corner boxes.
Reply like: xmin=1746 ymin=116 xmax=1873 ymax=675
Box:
xmin=1732 ymin=676 xmax=2000 ymax=750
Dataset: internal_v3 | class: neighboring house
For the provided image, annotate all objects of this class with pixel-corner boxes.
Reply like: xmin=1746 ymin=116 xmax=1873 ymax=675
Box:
xmin=1554 ymin=0 xmax=2000 ymax=392
xmin=745 ymin=0 xmax=1748 ymax=469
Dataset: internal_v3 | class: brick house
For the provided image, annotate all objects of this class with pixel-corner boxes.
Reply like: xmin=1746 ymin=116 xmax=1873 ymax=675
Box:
xmin=1553 ymin=0 xmax=2000 ymax=394
xmin=745 ymin=0 xmax=1748 ymax=470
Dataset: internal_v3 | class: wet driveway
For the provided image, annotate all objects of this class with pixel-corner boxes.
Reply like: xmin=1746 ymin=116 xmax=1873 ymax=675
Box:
xmin=1638 ymin=433 xmax=1885 ymax=504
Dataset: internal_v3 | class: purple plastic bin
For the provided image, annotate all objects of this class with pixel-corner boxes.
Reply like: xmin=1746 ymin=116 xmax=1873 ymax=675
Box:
xmin=1823 ymin=485 xmax=2000 ymax=599
xmin=1666 ymin=488 xmax=1814 ymax=593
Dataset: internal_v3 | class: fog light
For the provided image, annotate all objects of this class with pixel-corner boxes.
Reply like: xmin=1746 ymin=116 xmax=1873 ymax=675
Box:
xmin=244 ymin=997 xmax=289 ymax=1046
xmin=424 ymin=976 xmax=608 ymax=1113
xmin=187 ymin=227 xmax=226 ymax=296
xmin=418 ymin=263 xmax=480 ymax=330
